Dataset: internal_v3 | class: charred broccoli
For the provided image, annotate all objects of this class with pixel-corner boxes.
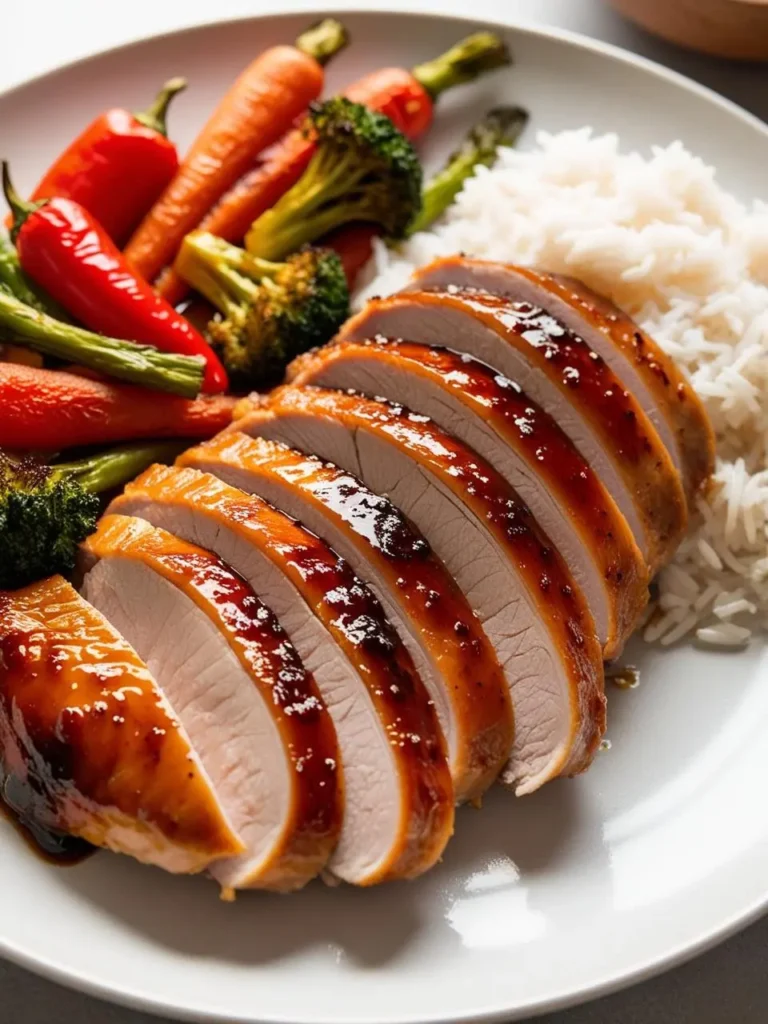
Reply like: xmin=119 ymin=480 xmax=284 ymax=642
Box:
xmin=244 ymin=98 xmax=423 ymax=261
xmin=0 ymin=442 xmax=186 ymax=590
xmin=175 ymin=231 xmax=349 ymax=388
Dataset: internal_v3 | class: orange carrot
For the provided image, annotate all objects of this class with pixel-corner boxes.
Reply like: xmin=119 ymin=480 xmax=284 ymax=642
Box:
xmin=124 ymin=19 xmax=347 ymax=286
xmin=0 ymin=362 xmax=236 ymax=450
xmin=156 ymin=32 xmax=510 ymax=305
xmin=154 ymin=130 xmax=315 ymax=304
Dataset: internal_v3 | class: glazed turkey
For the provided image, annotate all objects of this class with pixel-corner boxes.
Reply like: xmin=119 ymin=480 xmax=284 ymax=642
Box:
xmin=235 ymin=386 xmax=607 ymax=795
xmin=336 ymin=288 xmax=688 ymax=572
xmin=0 ymin=575 xmax=242 ymax=874
xmin=80 ymin=515 xmax=342 ymax=892
xmin=0 ymin=257 xmax=712 ymax=889
xmin=180 ymin=432 xmax=513 ymax=803
xmin=288 ymin=337 xmax=648 ymax=658
xmin=109 ymin=465 xmax=455 ymax=883
xmin=408 ymin=257 xmax=715 ymax=505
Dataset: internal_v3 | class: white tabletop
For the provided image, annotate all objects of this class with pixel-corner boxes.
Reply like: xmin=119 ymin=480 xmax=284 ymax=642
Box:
xmin=2 ymin=1 xmax=767 ymax=1022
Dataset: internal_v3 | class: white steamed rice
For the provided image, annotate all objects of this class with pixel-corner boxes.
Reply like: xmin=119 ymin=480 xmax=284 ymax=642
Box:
xmin=355 ymin=129 xmax=768 ymax=647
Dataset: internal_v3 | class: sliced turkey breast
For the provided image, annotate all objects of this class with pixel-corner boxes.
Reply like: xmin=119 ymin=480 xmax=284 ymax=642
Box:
xmin=108 ymin=466 xmax=454 ymax=883
xmin=178 ymin=435 xmax=513 ymax=803
xmin=289 ymin=338 xmax=648 ymax=659
xmin=235 ymin=387 xmax=607 ymax=795
xmin=80 ymin=515 xmax=342 ymax=892
xmin=409 ymin=256 xmax=715 ymax=504
xmin=0 ymin=575 xmax=242 ymax=875
xmin=337 ymin=289 xmax=688 ymax=572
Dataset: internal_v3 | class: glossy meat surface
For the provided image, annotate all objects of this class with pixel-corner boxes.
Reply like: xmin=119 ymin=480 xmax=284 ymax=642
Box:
xmin=289 ymin=337 xmax=649 ymax=658
xmin=236 ymin=387 xmax=607 ymax=794
xmin=181 ymin=433 xmax=513 ymax=803
xmin=0 ymin=575 xmax=242 ymax=873
xmin=110 ymin=467 xmax=455 ymax=883
xmin=409 ymin=257 xmax=715 ymax=504
xmin=338 ymin=289 xmax=688 ymax=571
xmin=81 ymin=515 xmax=341 ymax=891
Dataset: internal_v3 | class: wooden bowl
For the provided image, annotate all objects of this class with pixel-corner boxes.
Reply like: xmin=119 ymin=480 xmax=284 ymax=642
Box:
xmin=608 ymin=0 xmax=768 ymax=60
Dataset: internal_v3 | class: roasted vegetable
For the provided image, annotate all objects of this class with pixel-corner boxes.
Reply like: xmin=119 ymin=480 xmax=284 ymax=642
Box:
xmin=0 ymin=442 xmax=186 ymax=589
xmin=406 ymin=105 xmax=528 ymax=235
xmin=0 ymin=363 xmax=236 ymax=450
xmin=154 ymin=31 xmax=511 ymax=304
xmin=0 ymin=289 xmax=204 ymax=398
xmin=124 ymin=19 xmax=348 ymax=284
xmin=329 ymin=105 xmax=529 ymax=286
xmin=0 ymin=233 xmax=69 ymax=319
xmin=2 ymin=163 xmax=225 ymax=394
xmin=176 ymin=231 xmax=349 ymax=387
xmin=13 ymin=78 xmax=187 ymax=246
xmin=244 ymin=98 xmax=422 ymax=261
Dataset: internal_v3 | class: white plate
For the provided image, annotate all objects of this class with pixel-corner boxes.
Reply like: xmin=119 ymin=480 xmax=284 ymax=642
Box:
xmin=1 ymin=6 xmax=767 ymax=1023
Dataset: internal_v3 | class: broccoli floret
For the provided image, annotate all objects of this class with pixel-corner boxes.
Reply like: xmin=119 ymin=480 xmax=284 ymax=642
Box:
xmin=0 ymin=455 xmax=99 ymax=589
xmin=175 ymin=232 xmax=350 ymax=388
xmin=244 ymin=98 xmax=423 ymax=261
xmin=0 ymin=442 xmax=187 ymax=590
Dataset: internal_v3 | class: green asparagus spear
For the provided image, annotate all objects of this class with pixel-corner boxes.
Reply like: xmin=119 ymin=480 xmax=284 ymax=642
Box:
xmin=1 ymin=441 xmax=189 ymax=590
xmin=406 ymin=105 xmax=528 ymax=237
xmin=53 ymin=441 xmax=189 ymax=492
xmin=0 ymin=290 xmax=205 ymax=398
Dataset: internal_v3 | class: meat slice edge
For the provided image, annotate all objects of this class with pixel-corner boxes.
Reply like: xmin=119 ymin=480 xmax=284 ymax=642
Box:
xmin=0 ymin=575 xmax=242 ymax=874
xmin=235 ymin=387 xmax=607 ymax=795
xmin=408 ymin=257 xmax=715 ymax=503
xmin=337 ymin=289 xmax=688 ymax=571
xmin=80 ymin=514 xmax=341 ymax=892
xmin=109 ymin=468 xmax=455 ymax=883
xmin=179 ymin=435 xmax=513 ymax=803
xmin=288 ymin=338 xmax=649 ymax=658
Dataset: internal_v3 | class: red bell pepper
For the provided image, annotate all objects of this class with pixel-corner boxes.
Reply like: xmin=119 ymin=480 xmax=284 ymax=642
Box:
xmin=2 ymin=163 xmax=228 ymax=394
xmin=12 ymin=78 xmax=186 ymax=246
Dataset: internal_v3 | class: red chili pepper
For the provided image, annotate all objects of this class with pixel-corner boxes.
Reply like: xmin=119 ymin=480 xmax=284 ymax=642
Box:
xmin=6 ymin=79 xmax=187 ymax=247
xmin=2 ymin=164 xmax=228 ymax=394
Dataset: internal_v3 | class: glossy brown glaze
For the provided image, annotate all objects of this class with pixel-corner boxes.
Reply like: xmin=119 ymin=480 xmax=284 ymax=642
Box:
xmin=237 ymin=386 xmax=607 ymax=783
xmin=410 ymin=256 xmax=715 ymax=504
xmin=180 ymin=434 xmax=513 ymax=803
xmin=290 ymin=338 xmax=649 ymax=658
xmin=339 ymin=289 xmax=689 ymax=572
xmin=110 ymin=470 xmax=455 ymax=883
xmin=0 ymin=575 xmax=243 ymax=873
xmin=548 ymin=270 xmax=715 ymax=500
xmin=81 ymin=516 xmax=342 ymax=890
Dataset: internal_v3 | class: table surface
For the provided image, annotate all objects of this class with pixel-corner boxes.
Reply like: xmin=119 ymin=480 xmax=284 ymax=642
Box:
xmin=2 ymin=1 xmax=767 ymax=1021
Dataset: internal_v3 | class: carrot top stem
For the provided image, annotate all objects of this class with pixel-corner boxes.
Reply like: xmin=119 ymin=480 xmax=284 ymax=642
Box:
xmin=134 ymin=77 xmax=187 ymax=136
xmin=295 ymin=18 xmax=349 ymax=66
xmin=411 ymin=31 xmax=511 ymax=100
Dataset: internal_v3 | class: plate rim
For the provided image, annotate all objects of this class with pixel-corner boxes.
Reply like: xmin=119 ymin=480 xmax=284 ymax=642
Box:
xmin=1 ymin=6 xmax=767 ymax=1023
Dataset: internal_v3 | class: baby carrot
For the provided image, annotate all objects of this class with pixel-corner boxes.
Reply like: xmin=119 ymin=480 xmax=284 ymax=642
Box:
xmin=156 ymin=32 xmax=510 ymax=304
xmin=0 ymin=362 xmax=236 ymax=450
xmin=124 ymin=19 xmax=348 ymax=285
